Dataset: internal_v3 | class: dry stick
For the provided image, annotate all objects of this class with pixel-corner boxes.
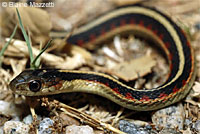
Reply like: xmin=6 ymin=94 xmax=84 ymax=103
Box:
xmin=27 ymin=97 xmax=40 ymax=134
xmin=111 ymin=107 xmax=124 ymax=126
xmin=30 ymin=107 xmax=39 ymax=134
xmin=57 ymin=100 xmax=126 ymax=134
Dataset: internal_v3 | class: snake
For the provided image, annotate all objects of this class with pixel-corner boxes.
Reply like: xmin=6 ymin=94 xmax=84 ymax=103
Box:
xmin=9 ymin=5 xmax=196 ymax=111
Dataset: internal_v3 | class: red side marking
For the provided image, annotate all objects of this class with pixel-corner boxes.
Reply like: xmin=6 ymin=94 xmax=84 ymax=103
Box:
xmin=51 ymin=85 xmax=56 ymax=90
xmin=169 ymin=63 xmax=173 ymax=71
xmin=186 ymin=41 xmax=191 ymax=47
xmin=113 ymin=88 xmax=120 ymax=94
xmin=105 ymin=82 xmax=109 ymax=87
xmin=158 ymin=93 xmax=168 ymax=99
xmin=130 ymin=18 xmax=135 ymax=24
xmin=165 ymin=42 xmax=170 ymax=49
xmin=159 ymin=34 xmax=164 ymax=40
xmin=180 ymin=29 xmax=187 ymax=38
xmin=101 ymin=28 xmax=106 ymax=35
xmin=182 ymin=80 xmax=186 ymax=85
xmin=139 ymin=20 xmax=144 ymax=26
xmin=147 ymin=24 xmax=152 ymax=30
xmin=169 ymin=53 xmax=173 ymax=60
xmin=89 ymin=34 xmax=96 ymax=41
xmin=173 ymin=86 xmax=179 ymax=93
xmin=77 ymin=39 xmax=84 ymax=46
xmin=52 ymin=83 xmax=62 ymax=90
xmin=153 ymin=30 xmax=158 ymax=35
xmin=180 ymin=29 xmax=185 ymax=34
xmin=140 ymin=95 xmax=150 ymax=101
xmin=125 ymin=93 xmax=135 ymax=100
xmin=120 ymin=20 xmax=126 ymax=26
xmin=111 ymin=23 xmax=116 ymax=30
xmin=55 ymin=83 xmax=62 ymax=90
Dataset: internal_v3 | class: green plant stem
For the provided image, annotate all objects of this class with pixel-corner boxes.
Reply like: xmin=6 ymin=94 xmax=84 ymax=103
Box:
xmin=32 ymin=39 xmax=52 ymax=68
xmin=16 ymin=8 xmax=34 ymax=64
xmin=0 ymin=24 xmax=18 ymax=67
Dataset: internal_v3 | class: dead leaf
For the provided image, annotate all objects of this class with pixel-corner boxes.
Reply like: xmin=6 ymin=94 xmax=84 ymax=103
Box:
xmin=1 ymin=6 xmax=52 ymax=44
xmin=109 ymin=55 xmax=156 ymax=81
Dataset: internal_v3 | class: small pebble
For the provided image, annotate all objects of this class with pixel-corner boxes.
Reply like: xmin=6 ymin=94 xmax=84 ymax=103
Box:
xmin=23 ymin=114 xmax=42 ymax=125
xmin=3 ymin=121 xmax=30 ymax=134
xmin=152 ymin=103 xmax=185 ymax=130
xmin=119 ymin=120 xmax=138 ymax=134
xmin=38 ymin=118 xmax=54 ymax=134
xmin=0 ymin=100 xmax=22 ymax=117
xmin=23 ymin=115 xmax=33 ymax=125
xmin=119 ymin=120 xmax=151 ymax=134
xmin=65 ymin=125 xmax=94 ymax=134
xmin=184 ymin=118 xmax=193 ymax=127
xmin=192 ymin=120 xmax=200 ymax=132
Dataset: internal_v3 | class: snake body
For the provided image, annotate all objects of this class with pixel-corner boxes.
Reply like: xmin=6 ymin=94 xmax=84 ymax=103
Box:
xmin=10 ymin=5 xmax=196 ymax=111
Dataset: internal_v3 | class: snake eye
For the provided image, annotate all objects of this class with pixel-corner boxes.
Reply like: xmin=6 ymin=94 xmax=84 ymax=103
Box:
xmin=29 ymin=80 xmax=41 ymax=92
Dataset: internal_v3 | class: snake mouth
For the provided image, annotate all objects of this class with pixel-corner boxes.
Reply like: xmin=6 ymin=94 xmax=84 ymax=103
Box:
xmin=9 ymin=82 xmax=27 ymax=95
xmin=9 ymin=71 xmax=28 ymax=91
xmin=9 ymin=78 xmax=18 ymax=93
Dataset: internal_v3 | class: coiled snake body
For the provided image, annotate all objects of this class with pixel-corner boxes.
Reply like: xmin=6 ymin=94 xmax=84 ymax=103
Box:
xmin=10 ymin=5 xmax=196 ymax=111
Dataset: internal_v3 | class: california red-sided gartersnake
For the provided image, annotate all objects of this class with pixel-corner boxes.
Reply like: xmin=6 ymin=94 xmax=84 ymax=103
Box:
xmin=10 ymin=5 xmax=196 ymax=111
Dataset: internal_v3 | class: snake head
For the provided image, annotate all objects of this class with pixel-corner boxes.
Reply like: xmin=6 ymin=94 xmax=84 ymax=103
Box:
xmin=9 ymin=69 xmax=63 ymax=96
xmin=9 ymin=69 xmax=44 ymax=96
